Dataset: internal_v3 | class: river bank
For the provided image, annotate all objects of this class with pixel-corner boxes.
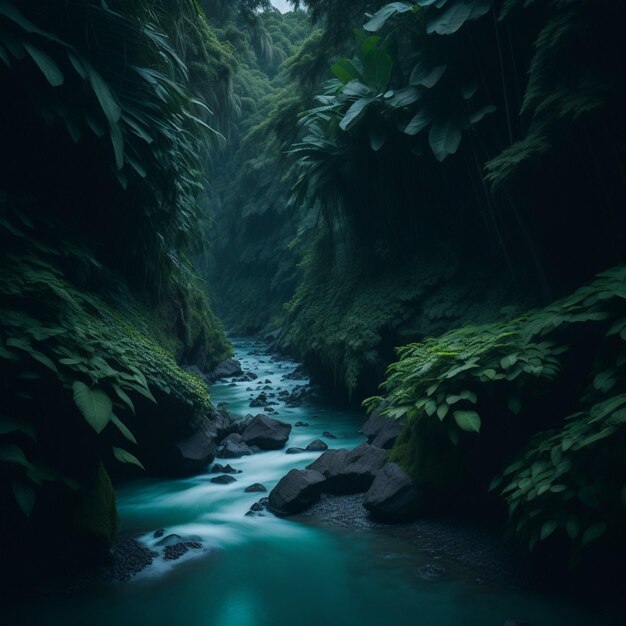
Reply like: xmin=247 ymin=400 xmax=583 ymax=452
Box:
xmin=5 ymin=338 xmax=619 ymax=626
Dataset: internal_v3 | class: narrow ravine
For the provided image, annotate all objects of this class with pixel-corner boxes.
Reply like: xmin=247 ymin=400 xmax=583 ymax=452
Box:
xmin=10 ymin=339 xmax=615 ymax=626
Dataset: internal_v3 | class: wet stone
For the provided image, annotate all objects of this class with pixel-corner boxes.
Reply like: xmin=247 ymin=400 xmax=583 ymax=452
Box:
xmin=210 ymin=475 xmax=238 ymax=484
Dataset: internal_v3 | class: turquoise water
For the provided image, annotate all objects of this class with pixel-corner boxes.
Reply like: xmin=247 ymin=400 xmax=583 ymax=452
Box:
xmin=9 ymin=339 xmax=613 ymax=626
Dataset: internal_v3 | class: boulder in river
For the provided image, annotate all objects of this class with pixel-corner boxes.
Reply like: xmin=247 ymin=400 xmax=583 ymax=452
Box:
xmin=286 ymin=447 xmax=306 ymax=455
xmin=268 ymin=469 xmax=326 ymax=516
xmin=246 ymin=497 xmax=269 ymax=517
xmin=241 ymin=414 xmax=292 ymax=450
xmin=212 ymin=405 xmax=240 ymax=441
xmin=306 ymin=439 xmax=328 ymax=452
xmin=363 ymin=463 xmax=422 ymax=521
xmin=208 ymin=358 xmax=243 ymax=381
xmin=217 ymin=433 xmax=252 ymax=459
xmin=171 ymin=416 xmax=217 ymax=475
xmin=307 ymin=443 xmax=387 ymax=494
xmin=210 ymin=463 xmax=242 ymax=474
xmin=244 ymin=483 xmax=267 ymax=493
xmin=210 ymin=474 xmax=238 ymax=485
xmin=361 ymin=405 xmax=403 ymax=449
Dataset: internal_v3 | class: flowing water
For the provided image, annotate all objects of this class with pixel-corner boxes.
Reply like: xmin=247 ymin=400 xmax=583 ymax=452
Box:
xmin=9 ymin=339 xmax=615 ymax=626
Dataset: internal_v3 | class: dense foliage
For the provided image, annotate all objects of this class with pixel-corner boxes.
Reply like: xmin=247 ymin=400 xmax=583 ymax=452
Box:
xmin=367 ymin=266 xmax=626 ymax=556
xmin=0 ymin=0 xmax=231 ymax=563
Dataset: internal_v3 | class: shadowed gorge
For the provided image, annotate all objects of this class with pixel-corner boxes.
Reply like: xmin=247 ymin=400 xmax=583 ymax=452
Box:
xmin=1 ymin=1 xmax=625 ymax=625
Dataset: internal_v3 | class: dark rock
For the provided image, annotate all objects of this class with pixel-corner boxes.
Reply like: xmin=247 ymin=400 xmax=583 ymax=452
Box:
xmin=156 ymin=534 xmax=184 ymax=547
xmin=286 ymin=447 xmax=306 ymax=455
xmin=263 ymin=385 xmax=272 ymax=390
xmin=246 ymin=497 xmax=269 ymax=516
xmin=210 ymin=474 xmax=238 ymax=484
xmin=244 ymin=483 xmax=267 ymax=493
xmin=362 ymin=406 xmax=403 ymax=449
xmin=363 ymin=462 xmax=422 ymax=521
xmin=153 ymin=529 xmax=164 ymax=538
xmin=209 ymin=463 xmax=242 ymax=474
xmin=282 ymin=365 xmax=307 ymax=380
xmin=212 ymin=406 xmax=240 ymax=441
xmin=284 ymin=384 xmax=317 ymax=407
xmin=268 ymin=469 xmax=326 ymax=516
xmin=241 ymin=414 xmax=292 ymax=450
xmin=172 ymin=416 xmax=217 ymax=474
xmin=109 ymin=537 xmax=158 ymax=582
xmin=322 ymin=431 xmax=337 ymax=439
xmin=264 ymin=379 xmax=271 ymax=384
xmin=295 ymin=421 xmax=309 ymax=427
xmin=306 ymin=439 xmax=328 ymax=452
xmin=163 ymin=543 xmax=189 ymax=561
xmin=249 ymin=392 xmax=269 ymax=408
xmin=250 ymin=497 xmax=269 ymax=512
xmin=217 ymin=433 xmax=252 ymax=459
xmin=208 ymin=358 xmax=243 ymax=381
xmin=307 ymin=443 xmax=388 ymax=494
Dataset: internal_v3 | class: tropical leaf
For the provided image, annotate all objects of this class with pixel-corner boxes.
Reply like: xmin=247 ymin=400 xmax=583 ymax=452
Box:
xmin=428 ymin=120 xmax=462 ymax=161
xmin=453 ymin=410 xmax=481 ymax=432
xmin=363 ymin=2 xmax=415 ymax=33
xmin=113 ymin=447 xmax=144 ymax=469
xmin=72 ymin=382 xmax=112 ymax=434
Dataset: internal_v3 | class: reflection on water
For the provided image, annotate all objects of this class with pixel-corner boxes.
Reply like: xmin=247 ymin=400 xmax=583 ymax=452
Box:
xmin=10 ymin=339 xmax=613 ymax=626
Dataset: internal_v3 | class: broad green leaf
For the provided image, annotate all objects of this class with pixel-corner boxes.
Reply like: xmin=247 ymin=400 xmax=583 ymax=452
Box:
xmin=343 ymin=80 xmax=372 ymax=98
xmin=370 ymin=127 xmax=387 ymax=151
xmin=362 ymin=47 xmax=392 ymax=91
xmin=409 ymin=63 xmax=447 ymax=88
xmin=364 ymin=2 xmax=414 ymax=32
xmin=340 ymin=97 xmax=374 ymax=131
xmin=12 ymin=480 xmax=35 ymax=516
xmin=113 ymin=447 xmax=144 ymax=470
xmin=540 ymin=519 xmax=558 ymax=541
xmin=427 ymin=2 xmax=472 ymax=35
xmin=387 ymin=86 xmax=421 ymax=108
xmin=72 ymin=382 xmax=112 ymax=434
xmin=453 ymin=410 xmax=481 ymax=432
xmin=331 ymin=59 xmax=360 ymax=84
xmin=428 ymin=120 xmax=462 ymax=161
xmin=403 ymin=109 xmax=431 ymax=136
xmin=468 ymin=104 xmax=497 ymax=125
xmin=425 ymin=399 xmax=437 ymax=416
xmin=582 ymin=522 xmax=607 ymax=546
xmin=437 ymin=403 xmax=449 ymax=420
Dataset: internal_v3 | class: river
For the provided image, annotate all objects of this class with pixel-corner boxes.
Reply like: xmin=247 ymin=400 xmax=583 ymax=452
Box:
xmin=10 ymin=339 xmax=613 ymax=626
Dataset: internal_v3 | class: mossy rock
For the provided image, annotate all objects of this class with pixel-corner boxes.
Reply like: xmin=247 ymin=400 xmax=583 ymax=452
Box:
xmin=72 ymin=462 xmax=119 ymax=551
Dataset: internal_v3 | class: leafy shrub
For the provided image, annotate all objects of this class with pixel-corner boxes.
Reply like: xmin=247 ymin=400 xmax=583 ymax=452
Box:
xmin=368 ymin=266 xmax=626 ymax=554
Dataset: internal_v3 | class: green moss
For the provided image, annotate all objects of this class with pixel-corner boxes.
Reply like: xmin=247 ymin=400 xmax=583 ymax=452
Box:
xmin=390 ymin=420 xmax=462 ymax=489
